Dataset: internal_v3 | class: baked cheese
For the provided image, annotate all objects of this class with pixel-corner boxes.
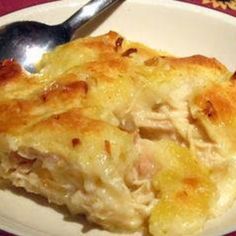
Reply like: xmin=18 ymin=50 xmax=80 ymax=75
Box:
xmin=0 ymin=31 xmax=235 ymax=236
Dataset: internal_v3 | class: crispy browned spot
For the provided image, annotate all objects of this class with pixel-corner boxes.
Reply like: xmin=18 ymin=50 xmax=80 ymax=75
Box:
xmin=41 ymin=80 xmax=88 ymax=102
xmin=183 ymin=177 xmax=199 ymax=188
xmin=104 ymin=140 xmax=111 ymax=156
xmin=144 ymin=57 xmax=159 ymax=66
xmin=114 ymin=37 xmax=124 ymax=51
xmin=230 ymin=71 xmax=236 ymax=81
xmin=66 ymin=81 xmax=88 ymax=94
xmin=122 ymin=48 xmax=138 ymax=57
xmin=72 ymin=138 xmax=81 ymax=147
xmin=195 ymin=83 xmax=236 ymax=123
xmin=53 ymin=114 xmax=60 ymax=120
xmin=0 ymin=60 xmax=21 ymax=85
xmin=203 ymin=100 xmax=217 ymax=119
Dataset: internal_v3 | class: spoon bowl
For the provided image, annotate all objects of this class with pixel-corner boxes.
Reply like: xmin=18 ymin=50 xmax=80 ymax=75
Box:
xmin=0 ymin=22 xmax=70 ymax=72
xmin=0 ymin=0 xmax=120 ymax=72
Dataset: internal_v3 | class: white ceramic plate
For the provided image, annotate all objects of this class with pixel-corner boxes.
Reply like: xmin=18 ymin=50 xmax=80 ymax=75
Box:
xmin=0 ymin=1 xmax=236 ymax=236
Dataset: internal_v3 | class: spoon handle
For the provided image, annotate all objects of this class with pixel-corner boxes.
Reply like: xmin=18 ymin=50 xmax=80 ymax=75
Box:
xmin=62 ymin=0 xmax=121 ymax=37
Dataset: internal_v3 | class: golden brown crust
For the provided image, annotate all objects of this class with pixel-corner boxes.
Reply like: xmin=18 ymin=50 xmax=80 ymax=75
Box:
xmin=0 ymin=32 xmax=230 ymax=137
xmin=83 ymin=31 xmax=120 ymax=52
xmin=164 ymin=55 xmax=227 ymax=72
xmin=195 ymin=83 xmax=236 ymax=123
xmin=0 ymin=99 xmax=34 ymax=133
xmin=40 ymin=80 xmax=88 ymax=103
xmin=0 ymin=59 xmax=22 ymax=85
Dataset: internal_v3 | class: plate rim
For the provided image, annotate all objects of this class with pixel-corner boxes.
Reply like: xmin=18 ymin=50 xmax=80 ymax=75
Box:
xmin=0 ymin=0 xmax=236 ymax=25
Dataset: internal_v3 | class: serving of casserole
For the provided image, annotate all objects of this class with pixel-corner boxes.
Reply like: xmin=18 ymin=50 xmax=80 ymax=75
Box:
xmin=0 ymin=30 xmax=236 ymax=236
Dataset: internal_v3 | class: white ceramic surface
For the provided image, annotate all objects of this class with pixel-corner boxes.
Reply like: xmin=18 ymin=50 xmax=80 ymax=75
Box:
xmin=0 ymin=1 xmax=236 ymax=236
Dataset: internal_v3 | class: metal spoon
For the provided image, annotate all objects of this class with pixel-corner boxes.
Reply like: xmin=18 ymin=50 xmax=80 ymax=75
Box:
xmin=0 ymin=0 xmax=120 ymax=72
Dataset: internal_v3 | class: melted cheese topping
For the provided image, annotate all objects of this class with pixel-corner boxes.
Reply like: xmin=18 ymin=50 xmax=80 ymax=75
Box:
xmin=0 ymin=31 xmax=235 ymax=236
